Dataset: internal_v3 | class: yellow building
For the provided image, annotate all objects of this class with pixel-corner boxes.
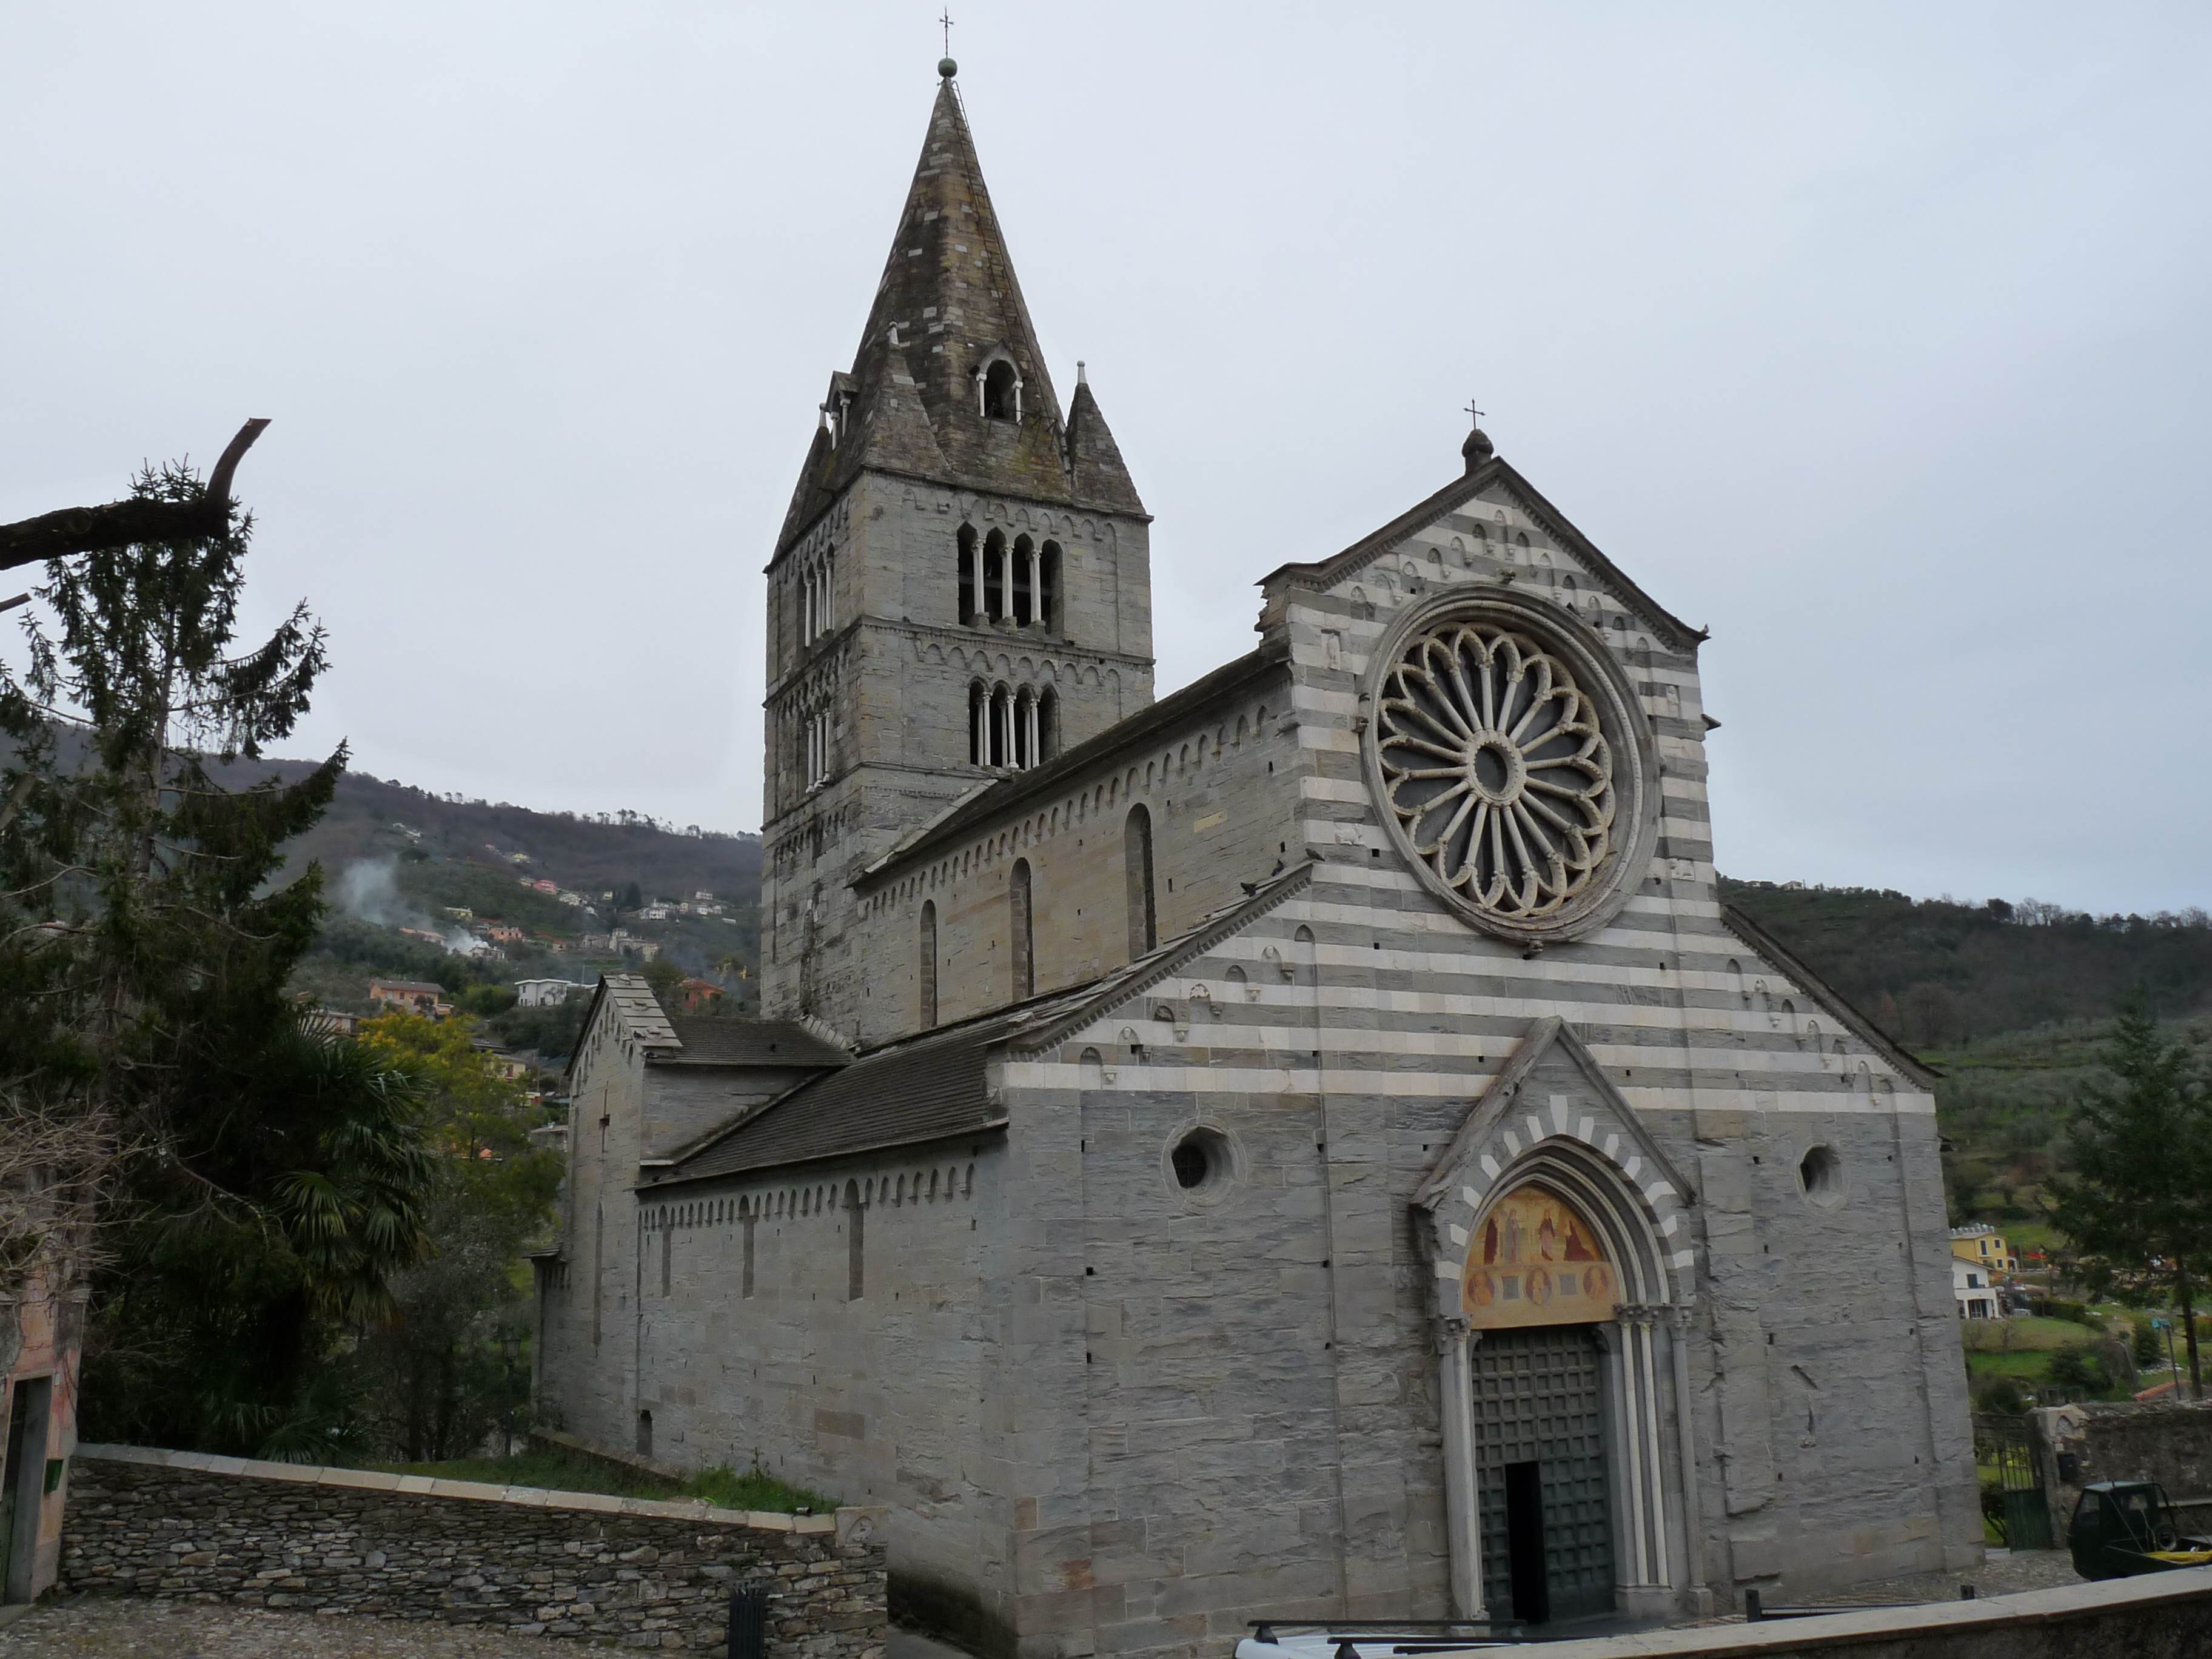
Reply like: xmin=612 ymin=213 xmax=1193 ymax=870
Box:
xmin=1949 ymin=1222 xmax=2017 ymax=1274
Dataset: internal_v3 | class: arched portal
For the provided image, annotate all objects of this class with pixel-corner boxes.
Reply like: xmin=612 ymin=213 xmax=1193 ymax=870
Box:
xmin=1413 ymin=1018 xmax=1701 ymax=1626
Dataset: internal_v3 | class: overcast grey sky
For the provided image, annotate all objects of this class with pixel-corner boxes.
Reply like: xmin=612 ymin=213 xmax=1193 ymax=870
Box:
xmin=5 ymin=4 xmax=2207 ymax=914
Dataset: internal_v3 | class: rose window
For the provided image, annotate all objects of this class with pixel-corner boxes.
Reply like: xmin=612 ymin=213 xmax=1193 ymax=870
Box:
xmin=1375 ymin=622 xmax=1616 ymax=920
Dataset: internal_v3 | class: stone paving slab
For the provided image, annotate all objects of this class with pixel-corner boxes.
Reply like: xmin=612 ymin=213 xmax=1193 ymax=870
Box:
xmin=1787 ymin=1546 xmax=2083 ymax=1608
xmin=0 ymin=1595 xmax=609 ymax=1657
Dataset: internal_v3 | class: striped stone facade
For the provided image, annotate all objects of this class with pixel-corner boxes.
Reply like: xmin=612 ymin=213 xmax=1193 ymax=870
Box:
xmin=534 ymin=66 xmax=1978 ymax=1659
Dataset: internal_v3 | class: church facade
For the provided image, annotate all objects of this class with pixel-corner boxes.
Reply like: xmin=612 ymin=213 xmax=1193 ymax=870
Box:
xmin=535 ymin=64 xmax=1979 ymax=1659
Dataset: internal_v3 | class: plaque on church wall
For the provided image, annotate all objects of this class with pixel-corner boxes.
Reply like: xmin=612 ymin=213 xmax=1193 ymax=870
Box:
xmin=1364 ymin=589 xmax=1660 ymax=945
xmin=1463 ymin=1184 xmax=1620 ymax=1329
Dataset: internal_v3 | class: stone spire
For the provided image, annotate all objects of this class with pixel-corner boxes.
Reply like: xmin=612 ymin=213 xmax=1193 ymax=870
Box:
xmin=777 ymin=73 xmax=1144 ymax=551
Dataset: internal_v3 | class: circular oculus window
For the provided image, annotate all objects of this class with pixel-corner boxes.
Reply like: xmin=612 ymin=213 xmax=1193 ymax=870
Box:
xmin=1367 ymin=592 xmax=1657 ymax=943
xmin=1798 ymin=1144 xmax=1846 ymax=1209
xmin=1164 ymin=1125 xmax=1235 ymax=1205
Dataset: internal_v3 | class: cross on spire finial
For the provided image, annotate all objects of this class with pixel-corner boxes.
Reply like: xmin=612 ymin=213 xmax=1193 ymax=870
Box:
xmin=1460 ymin=398 xmax=1495 ymax=471
xmin=941 ymin=9 xmax=954 ymax=54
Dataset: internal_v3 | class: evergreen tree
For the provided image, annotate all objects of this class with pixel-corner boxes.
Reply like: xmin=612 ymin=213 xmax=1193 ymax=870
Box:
xmin=0 ymin=458 xmax=436 ymax=1453
xmin=2052 ymin=997 xmax=2212 ymax=1399
xmin=347 ymin=1012 xmax=558 ymax=1461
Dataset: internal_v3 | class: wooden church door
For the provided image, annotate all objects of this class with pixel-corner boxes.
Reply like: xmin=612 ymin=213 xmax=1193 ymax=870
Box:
xmin=1472 ymin=1325 xmax=1615 ymax=1622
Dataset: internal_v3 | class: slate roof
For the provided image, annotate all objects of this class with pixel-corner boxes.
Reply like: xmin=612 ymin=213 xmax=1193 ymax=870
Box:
xmin=858 ymin=640 xmax=1290 ymax=886
xmin=774 ymin=74 xmax=1144 ymax=559
xmin=651 ymin=865 xmax=1318 ymax=1189
xmin=655 ymin=1002 xmax=1035 ymax=1185
xmin=601 ymin=974 xmax=679 ymax=1048
xmin=652 ymin=1016 xmax=850 ymax=1070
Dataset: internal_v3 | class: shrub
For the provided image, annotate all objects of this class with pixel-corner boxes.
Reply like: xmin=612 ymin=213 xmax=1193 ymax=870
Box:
xmin=2047 ymin=1347 xmax=2110 ymax=1400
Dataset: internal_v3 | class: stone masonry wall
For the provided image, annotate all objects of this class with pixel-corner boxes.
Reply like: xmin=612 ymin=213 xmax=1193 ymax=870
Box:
xmin=850 ymin=660 xmax=1299 ymax=1046
xmin=630 ymin=1139 xmax=1004 ymax=1649
xmin=63 ymin=1445 xmax=888 ymax=1658
xmin=2030 ymin=1398 xmax=2212 ymax=1543
xmin=763 ymin=474 xmax=1156 ymax=1037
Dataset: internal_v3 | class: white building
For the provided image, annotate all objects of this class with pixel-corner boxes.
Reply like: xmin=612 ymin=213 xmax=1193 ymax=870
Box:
xmin=515 ymin=977 xmax=591 ymax=1008
xmin=1954 ymin=1257 xmax=2001 ymax=1320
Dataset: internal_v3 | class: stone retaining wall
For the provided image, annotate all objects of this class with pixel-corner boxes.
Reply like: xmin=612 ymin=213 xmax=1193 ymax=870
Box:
xmin=62 ymin=1444 xmax=888 ymax=1657
xmin=2028 ymin=1398 xmax=2212 ymax=1544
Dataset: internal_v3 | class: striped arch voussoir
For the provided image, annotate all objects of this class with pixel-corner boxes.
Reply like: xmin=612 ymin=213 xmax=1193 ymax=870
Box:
xmin=1413 ymin=1016 xmax=1697 ymax=1320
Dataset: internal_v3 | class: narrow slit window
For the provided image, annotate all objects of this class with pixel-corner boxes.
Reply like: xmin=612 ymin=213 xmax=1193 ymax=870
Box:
xmin=742 ymin=1201 xmax=756 ymax=1298
xmin=846 ymin=1179 xmax=865 ymax=1300
xmin=1125 ymin=804 xmax=1156 ymax=957
xmin=920 ymin=900 xmax=939 ymax=1026
xmin=1011 ymin=857 xmax=1035 ymax=999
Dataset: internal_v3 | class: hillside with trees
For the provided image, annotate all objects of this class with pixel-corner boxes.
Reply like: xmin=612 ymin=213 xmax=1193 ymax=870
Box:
xmin=252 ymin=763 xmax=763 ymax=1057
xmin=1722 ymin=877 xmax=2212 ymax=1237
xmin=1719 ymin=878 xmax=2212 ymax=1048
xmin=220 ymin=757 xmax=763 ymax=901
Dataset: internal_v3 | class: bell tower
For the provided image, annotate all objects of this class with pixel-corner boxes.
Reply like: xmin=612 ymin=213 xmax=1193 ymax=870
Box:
xmin=759 ymin=61 xmax=1155 ymax=1031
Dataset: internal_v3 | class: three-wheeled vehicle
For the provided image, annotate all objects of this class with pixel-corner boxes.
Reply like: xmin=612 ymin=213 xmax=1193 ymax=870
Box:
xmin=2069 ymin=1480 xmax=2212 ymax=1580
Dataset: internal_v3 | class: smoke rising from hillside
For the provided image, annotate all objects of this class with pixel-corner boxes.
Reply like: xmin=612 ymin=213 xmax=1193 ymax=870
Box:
xmin=335 ymin=857 xmax=486 ymax=954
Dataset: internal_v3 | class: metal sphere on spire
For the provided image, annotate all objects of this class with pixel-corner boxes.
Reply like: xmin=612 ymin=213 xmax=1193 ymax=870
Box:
xmin=939 ymin=57 xmax=957 ymax=78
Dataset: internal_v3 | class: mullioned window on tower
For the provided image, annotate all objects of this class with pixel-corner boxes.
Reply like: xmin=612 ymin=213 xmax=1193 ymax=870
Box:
xmin=956 ymin=523 xmax=1059 ymax=629
xmin=967 ymin=682 xmax=1057 ymax=769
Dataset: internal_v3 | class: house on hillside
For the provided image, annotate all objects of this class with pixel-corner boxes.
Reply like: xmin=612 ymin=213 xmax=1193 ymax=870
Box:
xmin=1950 ymin=1224 xmax=2018 ymax=1276
xmin=480 ymin=923 xmax=525 ymax=945
xmin=532 ymin=879 xmax=558 ymax=895
xmin=1953 ymin=1259 xmax=2001 ymax=1320
xmin=675 ymin=977 xmax=725 ymax=1013
xmin=475 ymin=1047 xmax=533 ymax=1082
xmin=517 ymin=978 xmax=592 ymax=1008
xmin=369 ymin=978 xmax=447 ymax=1018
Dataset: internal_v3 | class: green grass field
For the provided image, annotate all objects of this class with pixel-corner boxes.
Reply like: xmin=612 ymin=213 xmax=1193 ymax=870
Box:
xmin=1962 ymin=1315 xmax=2105 ymax=1354
xmin=1966 ymin=1349 xmax=2053 ymax=1380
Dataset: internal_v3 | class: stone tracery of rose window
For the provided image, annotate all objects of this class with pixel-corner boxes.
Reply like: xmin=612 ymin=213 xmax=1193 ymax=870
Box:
xmin=1375 ymin=622 xmax=1615 ymax=919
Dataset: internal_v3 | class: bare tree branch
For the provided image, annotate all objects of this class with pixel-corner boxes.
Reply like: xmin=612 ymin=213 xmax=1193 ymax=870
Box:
xmin=0 ymin=419 xmax=270 ymax=573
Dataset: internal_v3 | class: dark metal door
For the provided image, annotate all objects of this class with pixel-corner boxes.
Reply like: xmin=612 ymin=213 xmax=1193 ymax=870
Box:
xmin=1472 ymin=1326 xmax=1615 ymax=1622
